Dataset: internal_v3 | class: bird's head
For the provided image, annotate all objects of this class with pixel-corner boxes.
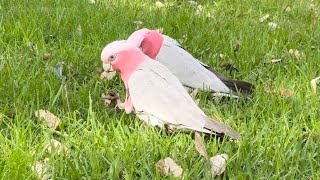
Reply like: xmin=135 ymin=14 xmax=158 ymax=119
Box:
xmin=127 ymin=28 xmax=164 ymax=59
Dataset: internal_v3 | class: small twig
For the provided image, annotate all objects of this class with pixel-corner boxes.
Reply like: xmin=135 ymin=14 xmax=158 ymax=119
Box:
xmin=64 ymin=84 xmax=71 ymax=113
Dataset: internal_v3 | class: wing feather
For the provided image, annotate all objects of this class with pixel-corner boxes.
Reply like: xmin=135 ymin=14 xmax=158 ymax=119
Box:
xmin=128 ymin=60 xmax=206 ymax=132
xmin=157 ymin=38 xmax=230 ymax=93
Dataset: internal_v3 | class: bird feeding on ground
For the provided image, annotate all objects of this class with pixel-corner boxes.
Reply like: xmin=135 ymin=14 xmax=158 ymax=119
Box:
xmin=101 ymin=40 xmax=241 ymax=139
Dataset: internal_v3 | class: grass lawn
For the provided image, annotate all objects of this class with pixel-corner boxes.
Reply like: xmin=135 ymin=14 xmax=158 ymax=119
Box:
xmin=1 ymin=0 xmax=320 ymax=179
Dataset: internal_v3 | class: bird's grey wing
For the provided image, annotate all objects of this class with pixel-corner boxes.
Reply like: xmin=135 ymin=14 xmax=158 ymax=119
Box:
xmin=162 ymin=35 xmax=228 ymax=80
xmin=156 ymin=40 xmax=230 ymax=93
xmin=128 ymin=61 xmax=241 ymax=139
xmin=140 ymin=60 xmax=196 ymax=103
xmin=161 ymin=35 xmax=253 ymax=97
xmin=128 ymin=61 xmax=207 ymax=131
xmin=162 ymin=35 xmax=182 ymax=47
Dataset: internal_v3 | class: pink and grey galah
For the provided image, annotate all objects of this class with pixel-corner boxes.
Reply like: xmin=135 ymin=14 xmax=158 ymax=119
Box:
xmin=125 ymin=28 xmax=254 ymax=98
xmin=101 ymin=40 xmax=241 ymax=139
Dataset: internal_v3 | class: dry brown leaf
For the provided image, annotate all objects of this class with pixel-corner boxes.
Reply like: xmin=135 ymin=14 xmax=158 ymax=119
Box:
xmin=76 ymin=24 xmax=82 ymax=36
xmin=233 ymin=40 xmax=241 ymax=52
xmin=30 ymin=158 xmax=51 ymax=180
xmin=271 ymin=59 xmax=282 ymax=63
xmin=5 ymin=108 xmax=17 ymax=119
xmin=268 ymin=22 xmax=278 ymax=30
xmin=285 ymin=6 xmax=291 ymax=12
xmin=259 ymin=14 xmax=270 ymax=22
xmin=155 ymin=1 xmax=165 ymax=8
xmin=158 ymin=27 xmax=164 ymax=33
xmin=303 ymin=132 xmax=320 ymax=142
xmin=101 ymin=90 xmax=121 ymax=108
xmin=210 ymin=154 xmax=228 ymax=177
xmin=188 ymin=0 xmax=197 ymax=5
xmin=133 ymin=21 xmax=143 ymax=26
xmin=44 ymin=139 xmax=69 ymax=155
xmin=279 ymin=88 xmax=294 ymax=97
xmin=156 ymin=157 xmax=183 ymax=177
xmin=311 ymin=77 xmax=320 ymax=94
xmin=35 ymin=110 xmax=61 ymax=130
xmin=42 ymin=53 xmax=52 ymax=60
xmin=288 ymin=49 xmax=305 ymax=60
xmin=194 ymin=132 xmax=208 ymax=159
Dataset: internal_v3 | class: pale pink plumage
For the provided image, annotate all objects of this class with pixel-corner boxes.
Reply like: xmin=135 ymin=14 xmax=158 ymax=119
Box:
xmin=101 ymin=40 xmax=241 ymax=139
xmin=127 ymin=28 xmax=254 ymax=97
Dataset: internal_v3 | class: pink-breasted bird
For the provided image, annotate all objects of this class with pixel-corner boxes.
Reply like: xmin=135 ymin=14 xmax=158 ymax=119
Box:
xmin=101 ymin=40 xmax=241 ymax=139
xmin=126 ymin=28 xmax=254 ymax=98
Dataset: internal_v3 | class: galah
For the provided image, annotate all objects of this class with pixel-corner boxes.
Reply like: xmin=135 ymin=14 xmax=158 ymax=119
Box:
xmin=101 ymin=40 xmax=241 ymax=139
xmin=125 ymin=28 xmax=254 ymax=97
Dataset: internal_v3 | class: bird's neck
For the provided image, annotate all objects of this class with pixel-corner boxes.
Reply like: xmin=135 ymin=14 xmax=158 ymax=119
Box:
xmin=119 ymin=53 xmax=149 ymax=87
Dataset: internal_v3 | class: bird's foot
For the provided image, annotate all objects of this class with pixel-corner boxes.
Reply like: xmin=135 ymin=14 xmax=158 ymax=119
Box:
xmin=165 ymin=124 xmax=175 ymax=135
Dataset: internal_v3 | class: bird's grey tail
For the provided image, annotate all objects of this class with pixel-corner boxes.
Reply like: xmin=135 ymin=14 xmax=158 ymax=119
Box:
xmin=203 ymin=117 xmax=241 ymax=139
xmin=203 ymin=65 xmax=254 ymax=96
xmin=221 ymin=79 xmax=254 ymax=96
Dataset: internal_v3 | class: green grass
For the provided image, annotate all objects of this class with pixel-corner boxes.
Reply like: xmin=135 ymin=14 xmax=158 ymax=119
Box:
xmin=1 ymin=0 xmax=320 ymax=179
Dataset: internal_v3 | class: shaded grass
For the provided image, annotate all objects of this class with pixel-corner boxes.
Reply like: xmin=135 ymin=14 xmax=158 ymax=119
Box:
xmin=0 ymin=0 xmax=320 ymax=179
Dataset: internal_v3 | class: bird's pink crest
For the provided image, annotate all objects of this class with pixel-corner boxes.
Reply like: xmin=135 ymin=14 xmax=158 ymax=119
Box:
xmin=127 ymin=28 xmax=164 ymax=59
xmin=101 ymin=40 xmax=148 ymax=86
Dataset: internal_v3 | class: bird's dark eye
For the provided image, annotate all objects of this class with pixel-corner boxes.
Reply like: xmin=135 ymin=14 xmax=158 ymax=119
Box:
xmin=109 ymin=54 xmax=116 ymax=61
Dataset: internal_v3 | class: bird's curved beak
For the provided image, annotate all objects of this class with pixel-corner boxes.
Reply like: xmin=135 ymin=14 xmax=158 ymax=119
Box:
xmin=101 ymin=62 xmax=116 ymax=80
xmin=103 ymin=63 xmax=115 ymax=72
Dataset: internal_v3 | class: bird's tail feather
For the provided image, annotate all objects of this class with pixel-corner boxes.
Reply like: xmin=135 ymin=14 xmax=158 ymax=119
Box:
xmin=221 ymin=79 xmax=254 ymax=96
xmin=203 ymin=65 xmax=255 ymax=96
xmin=203 ymin=117 xmax=241 ymax=139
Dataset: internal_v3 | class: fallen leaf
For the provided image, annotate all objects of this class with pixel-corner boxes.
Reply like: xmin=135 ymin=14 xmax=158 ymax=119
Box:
xmin=42 ymin=52 xmax=52 ymax=60
xmin=268 ymin=22 xmax=278 ymax=30
xmin=194 ymin=132 xmax=208 ymax=159
xmin=76 ymin=24 xmax=82 ymax=36
xmin=133 ymin=21 xmax=143 ymax=26
xmin=271 ymin=59 xmax=282 ymax=63
xmin=210 ymin=154 xmax=228 ymax=177
xmin=206 ymin=12 xmax=215 ymax=19
xmin=195 ymin=5 xmax=203 ymax=15
xmin=44 ymin=139 xmax=69 ymax=155
xmin=101 ymin=90 xmax=120 ymax=108
xmin=303 ymin=132 xmax=320 ymax=142
xmin=279 ymin=88 xmax=294 ymax=97
xmin=219 ymin=54 xmax=225 ymax=59
xmin=53 ymin=62 xmax=63 ymax=78
xmin=155 ymin=1 xmax=165 ymax=8
xmin=35 ymin=110 xmax=61 ymax=130
xmin=156 ymin=157 xmax=183 ymax=177
xmin=285 ymin=6 xmax=291 ymax=12
xmin=30 ymin=158 xmax=51 ymax=180
xmin=311 ymin=76 xmax=320 ymax=94
xmin=27 ymin=41 xmax=35 ymax=52
xmin=259 ymin=14 xmax=270 ymax=22
xmin=233 ymin=40 xmax=241 ymax=52
xmin=157 ymin=27 xmax=164 ymax=33
xmin=5 ymin=108 xmax=17 ymax=119
xmin=288 ymin=49 xmax=305 ymax=60
xmin=188 ymin=1 xmax=197 ymax=5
